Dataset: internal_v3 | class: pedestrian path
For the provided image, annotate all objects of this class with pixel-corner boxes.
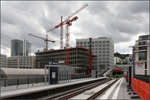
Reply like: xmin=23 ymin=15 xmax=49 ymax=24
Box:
xmin=97 ymin=77 xmax=133 ymax=99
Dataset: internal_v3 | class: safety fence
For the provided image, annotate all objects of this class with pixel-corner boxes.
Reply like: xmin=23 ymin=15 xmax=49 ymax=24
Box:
xmin=131 ymin=78 xmax=150 ymax=100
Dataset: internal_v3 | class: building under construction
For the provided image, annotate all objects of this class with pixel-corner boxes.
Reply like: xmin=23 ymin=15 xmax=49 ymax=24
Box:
xmin=35 ymin=47 xmax=97 ymax=73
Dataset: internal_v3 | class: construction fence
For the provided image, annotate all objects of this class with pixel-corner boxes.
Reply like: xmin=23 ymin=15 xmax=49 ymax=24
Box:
xmin=131 ymin=78 xmax=150 ymax=100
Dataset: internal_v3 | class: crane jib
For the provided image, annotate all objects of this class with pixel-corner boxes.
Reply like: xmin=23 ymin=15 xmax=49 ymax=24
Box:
xmin=47 ymin=4 xmax=88 ymax=33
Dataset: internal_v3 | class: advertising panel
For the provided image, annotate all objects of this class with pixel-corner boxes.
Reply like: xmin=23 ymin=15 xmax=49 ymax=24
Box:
xmin=135 ymin=62 xmax=145 ymax=75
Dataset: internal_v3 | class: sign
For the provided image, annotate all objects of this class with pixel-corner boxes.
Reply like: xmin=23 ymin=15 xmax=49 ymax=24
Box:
xmin=135 ymin=62 xmax=145 ymax=75
xmin=58 ymin=61 xmax=65 ymax=64
xmin=52 ymin=72 xmax=56 ymax=78
xmin=128 ymin=58 xmax=133 ymax=65
xmin=49 ymin=60 xmax=58 ymax=65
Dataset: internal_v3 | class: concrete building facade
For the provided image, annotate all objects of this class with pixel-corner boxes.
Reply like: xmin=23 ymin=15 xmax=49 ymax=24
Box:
xmin=0 ymin=54 xmax=7 ymax=68
xmin=76 ymin=37 xmax=114 ymax=72
xmin=35 ymin=47 xmax=97 ymax=73
xmin=7 ymin=56 xmax=36 ymax=69
xmin=133 ymin=35 xmax=150 ymax=76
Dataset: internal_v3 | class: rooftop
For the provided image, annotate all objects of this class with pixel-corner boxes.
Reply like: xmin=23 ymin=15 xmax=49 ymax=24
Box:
xmin=139 ymin=35 xmax=150 ymax=41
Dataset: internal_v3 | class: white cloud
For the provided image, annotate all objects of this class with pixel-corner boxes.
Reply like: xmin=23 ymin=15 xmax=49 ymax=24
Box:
xmin=1 ymin=1 xmax=149 ymax=57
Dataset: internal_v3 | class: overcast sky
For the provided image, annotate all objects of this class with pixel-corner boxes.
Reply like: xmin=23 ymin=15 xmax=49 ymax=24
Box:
xmin=1 ymin=1 xmax=149 ymax=57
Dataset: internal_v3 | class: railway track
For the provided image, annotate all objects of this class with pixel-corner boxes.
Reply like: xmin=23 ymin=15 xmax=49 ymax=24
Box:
xmin=46 ymin=79 xmax=118 ymax=100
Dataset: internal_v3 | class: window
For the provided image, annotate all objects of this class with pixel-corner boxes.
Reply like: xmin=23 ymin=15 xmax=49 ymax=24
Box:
xmin=139 ymin=52 xmax=146 ymax=60
xmin=139 ymin=47 xmax=147 ymax=50
xmin=139 ymin=42 xmax=146 ymax=45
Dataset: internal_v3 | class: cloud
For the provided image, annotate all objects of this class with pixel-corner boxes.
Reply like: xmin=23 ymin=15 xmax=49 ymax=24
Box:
xmin=1 ymin=1 xmax=149 ymax=57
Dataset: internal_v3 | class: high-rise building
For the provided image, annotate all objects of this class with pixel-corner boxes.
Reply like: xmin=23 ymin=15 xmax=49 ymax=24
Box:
xmin=23 ymin=40 xmax=31 ymax=56
xmin=0 ymin=54 xmax=7 ymax=67
xmin=11 ymin=39 xmax=31 ymax=56
xmin=11 ymin=39 xmax=23 ymax=56
xmin=76 ymin=37 xmax=114 ymax=72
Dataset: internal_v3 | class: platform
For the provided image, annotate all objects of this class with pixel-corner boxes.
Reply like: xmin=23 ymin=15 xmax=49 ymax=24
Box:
xmin=70 ymin=79 xmax=117 ymax=100
xmin=98 ymin=77 xmax=132 ymax=99
xmin=1 ymin=77 xmax=106 ymax=99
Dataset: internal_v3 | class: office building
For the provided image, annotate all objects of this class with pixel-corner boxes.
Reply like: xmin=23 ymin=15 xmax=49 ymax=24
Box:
xmin=35 ymin=47 xmax=97 ymax=73
xmin=133 ymin=35 xmax=150 ymax=76
xmin=11 ymin=39 xmax=23 ymax=56
xmin=23 ymin=40 xmax=31 ymax=56
xmin=76 ymin=37 xmax=114 ymax=72
xmin=11 ymin=39 xmax=31 ymax=56
xmin=0 ymin=54 xmax=7 ymax=67
xmin=7 ymin=56 xmax=36 ymax=69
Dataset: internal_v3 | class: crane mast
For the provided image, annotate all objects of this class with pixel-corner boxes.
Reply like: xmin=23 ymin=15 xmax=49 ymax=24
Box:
xmin=60 ymin=16 xmax=63 ymax=49
xmin=47 ymin=4 xmax=88 ymax=65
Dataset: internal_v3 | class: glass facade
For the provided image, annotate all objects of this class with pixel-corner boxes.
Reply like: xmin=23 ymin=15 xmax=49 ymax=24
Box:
xmin=11 ymin=39 xmax=31 ymax=56
xmin=11 ymin=39 xmax=23 ymax=56
xmin=139 ymin=52 xmax=146 ymax=60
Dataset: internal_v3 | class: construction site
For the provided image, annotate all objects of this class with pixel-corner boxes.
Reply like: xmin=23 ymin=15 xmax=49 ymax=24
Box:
xmin=35 ymin=47 xmax=97 ymax=74
xmin=27 ymin=4 xmax=96 ymax=74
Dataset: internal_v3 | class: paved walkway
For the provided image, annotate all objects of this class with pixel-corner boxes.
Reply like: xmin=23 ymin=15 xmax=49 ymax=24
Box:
xmin=98 ymin=77 xmax=134 ymax=99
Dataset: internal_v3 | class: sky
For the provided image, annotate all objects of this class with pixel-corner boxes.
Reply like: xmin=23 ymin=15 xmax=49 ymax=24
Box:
xmin=1 ymin=1 xmax=149 ymax=57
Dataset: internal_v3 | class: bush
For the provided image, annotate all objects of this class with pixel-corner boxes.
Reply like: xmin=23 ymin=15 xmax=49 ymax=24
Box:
xmin=113 ymin=74 xmax=120 ymax=78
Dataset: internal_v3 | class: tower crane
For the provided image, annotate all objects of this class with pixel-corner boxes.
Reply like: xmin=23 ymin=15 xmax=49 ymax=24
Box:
xmin=47 ymin=4 xmax=88 ymax=65
xmin=28 ymin=33 xmax=55 ymax=51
